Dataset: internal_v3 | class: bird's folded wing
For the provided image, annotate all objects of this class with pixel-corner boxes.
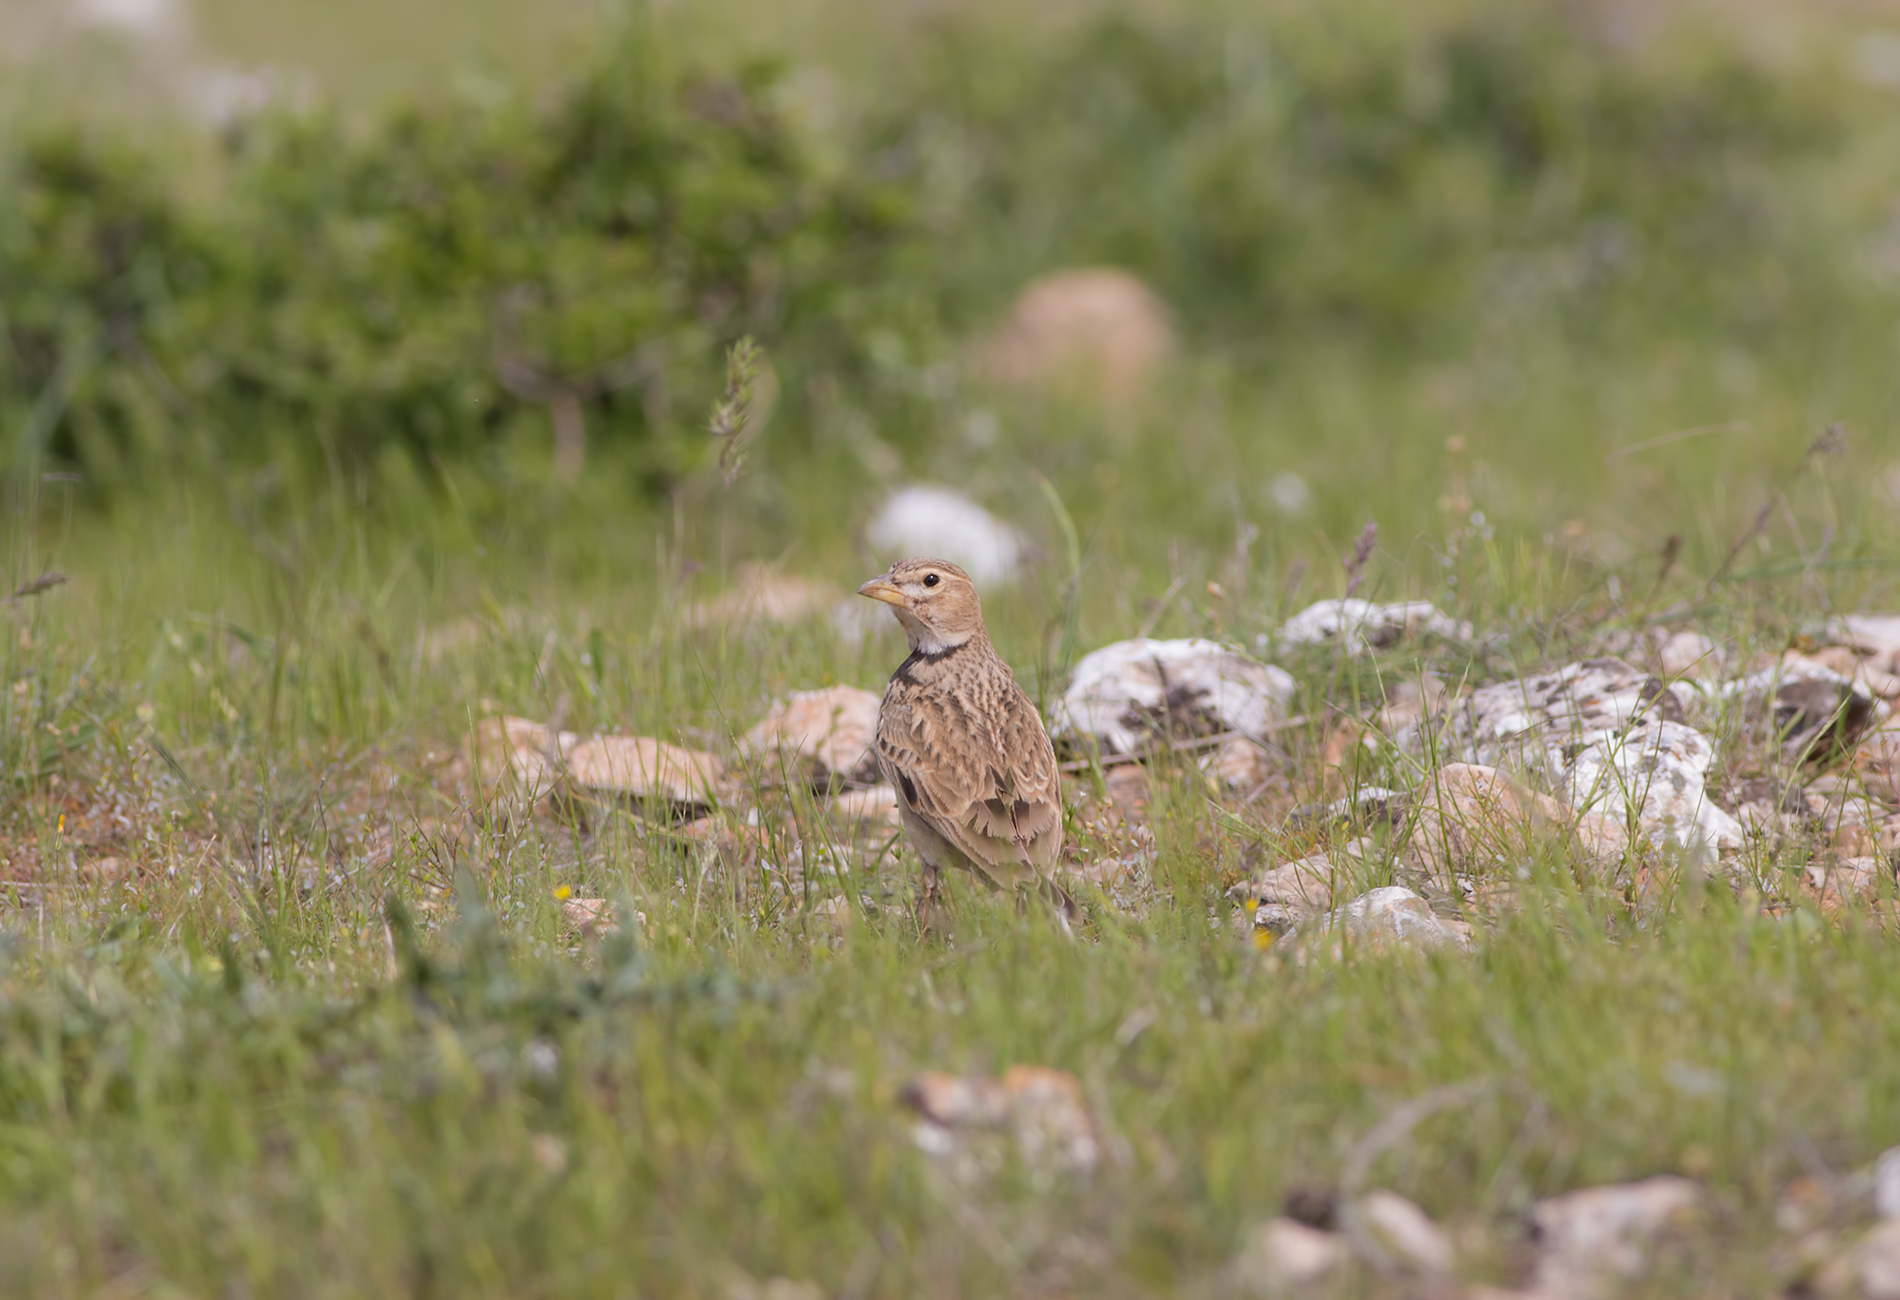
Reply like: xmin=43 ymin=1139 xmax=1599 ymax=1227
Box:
xmin=877 ymin=688 xmax=1062 ymax=878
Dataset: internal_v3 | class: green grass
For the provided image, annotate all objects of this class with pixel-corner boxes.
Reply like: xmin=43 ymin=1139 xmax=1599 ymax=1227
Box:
xmin=2 ymin=885 xmax=1894 ymax=1296
xmin=7 ymin=0 xmax=1900 ymax=1293
xmin=0 ymin=384 xmax=1893 ymax=1293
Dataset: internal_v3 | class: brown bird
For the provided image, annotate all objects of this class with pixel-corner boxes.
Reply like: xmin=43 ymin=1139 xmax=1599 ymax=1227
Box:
xmin=857 ymin=558 xmax=1072 ymax=921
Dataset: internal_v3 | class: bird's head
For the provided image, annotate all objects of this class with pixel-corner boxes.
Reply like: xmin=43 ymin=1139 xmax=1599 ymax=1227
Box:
xmin=857 ymin=557 xmax=985 ymax=654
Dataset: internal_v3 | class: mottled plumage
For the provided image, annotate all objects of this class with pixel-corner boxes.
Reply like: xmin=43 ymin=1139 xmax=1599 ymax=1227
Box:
xmin=857 ymin=558 xmax=1070 ymax=913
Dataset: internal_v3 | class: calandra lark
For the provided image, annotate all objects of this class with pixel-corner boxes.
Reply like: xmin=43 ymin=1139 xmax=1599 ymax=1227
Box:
xmin=857 ymin=558 xmax=1072 ymax=919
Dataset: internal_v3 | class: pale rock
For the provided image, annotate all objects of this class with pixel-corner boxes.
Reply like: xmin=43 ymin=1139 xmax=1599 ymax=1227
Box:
xmin=1714 ymin=653 xmax=1883 ymax=759
xmin=1205 ymin=734 xmax=1273 ymax=789
xmin=1101 ymin=763 xmax=1153 ymax=823
xmin=564 ymin=734 xmax=726 ymax=806
xmin=72 ymin=0 xmax=178 ymax=36
xmin=1418 ymin=659 xmax=1739 ymax=854
xmin=1353 ymin=1189 xmax=1455 ymax=1275
xmin=1877 ymin=1146 xmax=1900 ymax=1220
xmin=978 ymin=267 xmax=1174 ymax=404
xmin=686 ymin=563 xmax=843 ymax=630
xmin=468 ymin=717 xmax=725 ymax=810
xmin=1562 ymin=721 xmax=1744 ymax=852
xmin=1570 ymin=811 xmax=1636 ymax=867
xmin=1734 ymin=800 xmax=1782 ymax=838
xmin=741 ymin=685 xmax=882 ymax=790
xmin=559 ymin=897 xmax=645 ymax=937
xmin=1528 ymin=1177 xmax=1702 ymax=1298
xmin=1062 ymin=851 xmax=1146 ymax=893
xmin=1276 ymin=599 xmax=1472 ymax=654
xmin=1334 ymin=836 xmax=1378 ymax=862
xmin=1818 ymin=613 xmax=1900 ymax=677
xmin=727 ymin=1277 xmax=827 ymax=1300
xmin=866 ymin=485 xmax=1027 ymax=587
xmin=1374 ymin=677 xmax=1450 ymax=734
xmin=1314 ymin=886 xmax=1467 ymax=953
xmin=1286 ymin=786 xmax=1406 ymax=832
xmin=1857 ymin=725 xmax=1900 ymax=806
xmin=1053 ymin=638 xmax=1295 ymax=756
xmin=903 ymin=1065 xmax=1099 ymax=1174
xmin=1405 ymin=763 xmax=1628 ymax=879
xmin=827 ymin=785 xmax=902 ymax=832
xmin=1824 ymin=802 xmax=1882 ymax=859
xmin=1811 ymin=646 xmax=1900 ymax=701
xmin=1807 ymin=858 xmax=1896 ymax=910
xmin=528 ymin=1132 xmax=568 ymax=1175
xmin=1657 ymin=630 xmax=1722 ymax=681
xmin=1428 ymin=657 xmax=1688 ymax=774
xmin=1000 ymin=1066 xmax=1101 ymax=1173
xmin=1817 ymin=1218 xmax=1900 ymax=1299
xmin=1228 ymin=853 xmax=1352 ymax=935
xmin=1601 ymin=626 xmax=1727 ymax=681
xmin=469 ymin=715 xmax=574 ymax=795
xmin=1234 ymin=1217 xmax=1349 ymax=1295
xmin=1266 ymin=471 xmax=1311 ymax=514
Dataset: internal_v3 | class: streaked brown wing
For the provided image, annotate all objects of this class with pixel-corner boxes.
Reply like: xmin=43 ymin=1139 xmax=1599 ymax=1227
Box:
xmin=876 ymin=676 xmax=1063 ymax=887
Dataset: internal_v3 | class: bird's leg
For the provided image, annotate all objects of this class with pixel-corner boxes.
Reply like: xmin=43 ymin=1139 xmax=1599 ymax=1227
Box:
xmin=914 ymin=863 xmax=943 ymax=938
xmin=1040 ymin=874 xmax=1079 ymax=928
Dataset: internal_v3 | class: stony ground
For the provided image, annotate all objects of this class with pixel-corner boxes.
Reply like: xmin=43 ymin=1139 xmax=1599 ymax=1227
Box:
xmin=11 ymin=547 xmax=1900 ymax=1295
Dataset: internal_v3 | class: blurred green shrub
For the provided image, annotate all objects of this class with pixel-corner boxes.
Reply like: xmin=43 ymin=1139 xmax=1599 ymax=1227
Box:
xmin=895 ymin=6 xmax=1842 ymax=351
xmin=0 ymin=2 xmax=1862 ymax=498
xmin=0 ymin=24 xmax=915 ymax=495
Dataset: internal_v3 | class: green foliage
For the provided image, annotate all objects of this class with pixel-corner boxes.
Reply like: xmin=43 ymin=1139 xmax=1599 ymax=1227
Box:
xmin=0 ymin=24 xmax=915 ymax=495
xmin=0 ymin=136 xmax=212 ymax=486
xmin=892 ymin=5 xmax=1843 ymax=348
xmin=0 ymin=2 xmax=1872 ymax=502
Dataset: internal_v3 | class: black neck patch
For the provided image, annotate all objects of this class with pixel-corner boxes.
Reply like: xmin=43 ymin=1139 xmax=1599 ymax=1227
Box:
xmin=890 ymin=640 xmax=965 ymax=684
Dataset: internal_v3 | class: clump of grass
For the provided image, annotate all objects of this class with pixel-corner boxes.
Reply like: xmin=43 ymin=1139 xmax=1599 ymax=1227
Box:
xmin=0 ymin=434 xmax=1888 ymax=1294
xmin=708 ymin=335 xmax=764 ymax=487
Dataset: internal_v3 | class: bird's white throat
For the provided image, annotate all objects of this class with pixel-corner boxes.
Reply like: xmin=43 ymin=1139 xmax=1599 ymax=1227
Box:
xmin=895 ymin=609 xmax=973 ymax=656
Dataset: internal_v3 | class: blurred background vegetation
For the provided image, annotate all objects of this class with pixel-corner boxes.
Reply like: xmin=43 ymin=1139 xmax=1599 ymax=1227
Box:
xmin=2 ymin=0 xmax=1899 ymax=619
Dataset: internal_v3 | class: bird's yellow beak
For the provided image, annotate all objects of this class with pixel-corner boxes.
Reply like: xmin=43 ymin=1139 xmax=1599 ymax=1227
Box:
xmin=857 ymin=575 xmax=906 ymax=607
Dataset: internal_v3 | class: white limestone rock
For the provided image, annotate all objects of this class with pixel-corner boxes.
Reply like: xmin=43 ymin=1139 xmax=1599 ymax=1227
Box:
xmin=1053 ymin=638 xmax=1295 ymax=756
xmin=1275 ymin=598 xmax=1472 ymax=654
xmin=866 ymin=485 xmax=1028 ymax=587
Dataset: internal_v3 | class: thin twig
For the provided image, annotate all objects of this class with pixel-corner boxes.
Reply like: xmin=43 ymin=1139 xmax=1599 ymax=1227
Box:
xmin=10 ymin=572 xmax=67 ymax=601
xmin=1343 ymin=521 xmax=1377 ymax=599
xmin=1135 ymin=573 xmax=1190 ymax=641
xmin=1702 ymin=499 xmax=1774 ymax=594
xmin=1605 ymin=420 xmax=1750 ymax=460
xmin=1702 ymin=423 xmax=1848 ymax=595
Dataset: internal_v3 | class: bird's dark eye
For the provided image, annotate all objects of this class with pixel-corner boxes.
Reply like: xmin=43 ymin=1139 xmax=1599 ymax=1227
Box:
xmin=923 ymin=573 xmax=940 ymax=588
